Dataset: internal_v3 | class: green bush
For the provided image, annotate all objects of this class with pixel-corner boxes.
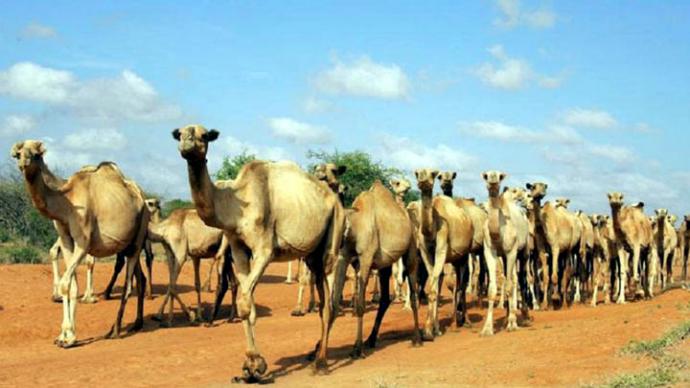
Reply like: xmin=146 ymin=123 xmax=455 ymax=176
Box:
xmin=0 ymin=245 xmax=43 ymax=264
xmin=0 ymin=228 xmax=10 ymax=243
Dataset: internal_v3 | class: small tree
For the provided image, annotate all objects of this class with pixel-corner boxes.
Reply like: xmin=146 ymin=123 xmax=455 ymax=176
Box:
xmin=216 ymin=150 xmax=256 ymax=180
xmin=306 ymin=150 xmax=416 ymax=207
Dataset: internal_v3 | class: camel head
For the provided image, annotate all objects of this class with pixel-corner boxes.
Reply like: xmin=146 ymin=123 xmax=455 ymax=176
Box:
xmin=554 ymin=198 xmax=570 ymax=209
xmin=505 ymin=187 xmax=526 ymax=202
xmin=590 ymin=214 xmax=601 ymax=227
xmin=669 ymin=214 xmax=678 ymax=225
xmin=481 ymin=170 xmax=507 ymax=197
xmin=437 ymin=171 xmax=457 ymax=195
xmin=525 ymin=182 xmax=548 ymax=201
xmin=607 ymin=192 xmax=625 ymax=209
xmin=172 ymin=124 xmax=219 ymax=161
xmin=414 ymin=168 xmax=439 ymax=193
xmin=145 ymin=198 xmax=161 ymax=215
xmin=10 ymin=140 xmax=46 ymax=177
xmin=389 ymin=178 xmax=411 ymax=197
xmin=313 ymin=163 xmax=346 ymax=192
xmin=654 ymin=208 xmax=669 ymax=221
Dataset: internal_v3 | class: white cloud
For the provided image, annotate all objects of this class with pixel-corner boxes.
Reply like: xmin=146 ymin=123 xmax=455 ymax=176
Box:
xmin=561 ymin=108 xmax=617 ymax=129
xmin=378 ymin=134 xmax=477 ymax=172
xmin=63 ymin=128 xmax=127 ymax=151
xmin=20 ymin=22 xmax=57 ymax=39
xmin=494 ymin=0 xmax=556 ymax=29
xmin=0 ymin=62 xmax=75 ymax=103
xmin=0 ymin=62 xmax=181 ymax=123
xmin=1 ymin=115 xmax=36 ymax=137
xmin=458 ymin=121 xmax=582 ymax=144
xmin=586 ymin=144 xmax=635 ymax=164
xmin=223 ymin=134 xmax=291 ymax=162
xmin=302 ymin=96 xmax=333 ymax=114
xmin=474 ymin=45 xmax=562 ymax=90
xmin=314 ymin=56 xmax=410 ymax=99
xmin=268 ymin=117 xmax=332 ymax=145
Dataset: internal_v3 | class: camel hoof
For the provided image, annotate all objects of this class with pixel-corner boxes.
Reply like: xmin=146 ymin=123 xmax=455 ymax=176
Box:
xmin=130 ymin=319 xmax=144 ymax=332
xmin=291 ymin=309 xmax=305 ymax=317
xmin=239 ymin=354 xmax=268 ymax=383
xmin=312 ymin=359 xmax=329 ymax=375
xmin=51 ymin=295 xmax=63 ymax=303
xmin=422 ymin=330 xmax=435 ymax=342
xmin=307 ymin=301 xmax=317 ymax=313
xmin=151 ymin=315 xmax=162 ymax=322
xmin=371 ymin=293 xmax=381 ymax=304
xmin=480 ymin=326 xmax=494 ymax=337
xmin=284 ymin=279 xmax=294 ymax=284
xmin=349 ymin=345 xmax=365 ymax=359
xmin=80 ymin=295 xmax=98 ymax=304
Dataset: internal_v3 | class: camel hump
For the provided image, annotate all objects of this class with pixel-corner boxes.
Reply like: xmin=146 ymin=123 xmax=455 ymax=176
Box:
xmin=78 ymin=165 xmax=98 ymax=173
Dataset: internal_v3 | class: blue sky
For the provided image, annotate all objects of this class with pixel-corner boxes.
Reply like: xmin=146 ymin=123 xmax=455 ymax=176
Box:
xmin=1 ymin=1 xmax=689 ymax=217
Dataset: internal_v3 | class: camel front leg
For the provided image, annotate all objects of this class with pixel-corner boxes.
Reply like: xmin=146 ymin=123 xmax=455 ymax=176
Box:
xmin=631 ymin=245 xmax=642 ymax=296
xmin=285 ymin=259 xmax=295 ymax=284
xmin=81 ymin=256 xmax=97 ymax=304
xmin=616 ymin=248 xmax=628 ymax=304
xmin=56 ymin=245 xmax=88 ymax=348
xmin=647 ymin=248 xmax=658 ymax=298
xmin=202 ymin=255 xmax=219 ymax=293
xmin=539 ymin=250 xmax=550 ymax=310
xmin=50 ymin=241 xmax=62 ymax=302
xmin=590 ymin=257 xmax=600 ymax=307
xmin=481 ymin=245 xmax=498 ymax=337
xmin=506 ymin=250 xmax=519 ymax=331
xmin=192 ymin=257 xmax=203 ymax=322
xmin=424 ymin=227 xmax=449 ymax=340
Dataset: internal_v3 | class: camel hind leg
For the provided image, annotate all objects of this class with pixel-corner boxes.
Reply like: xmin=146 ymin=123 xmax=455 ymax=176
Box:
xmin=80 ymin=256 xmax=97 ymax=304
xmin=366 ymin=266 xmax=393 ymax=349
xmin=350 ymin=256 xmax=373 ymax=358
xmin=480 ymin=245 xmax=498 ymax=337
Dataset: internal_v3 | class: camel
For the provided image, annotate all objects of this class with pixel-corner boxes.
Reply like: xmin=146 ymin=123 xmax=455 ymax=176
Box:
xmin=103 ymin=198 xmax=157 ymax=300
xmin=414 ymin=168 xmax=474 ymax=340
xmin=438 ymin=171 xmax=487 ymax=311
xmin=145 ymin=207 xmax=235 ymax=326
xmin=590 ymin=214 xmax=614 ymax=306
xmin=607 ymin=192 xmax=657 ymax=301
xmin=573 ymin=210 xmax=594 ymax=304
xmin=526 ymin=183 xmax=578 ymax=309
xmin=11 ymin=140 xmax=149 ymax=348
xmin=480 ymin=171 xmax=530 ymax=335
xmin=390 ymin=178 xmax=413 ymax=307
xmin=172 ymin=125 xmax=345 ymax=379
xmin=341 ymin=180 xmax=421 ymax=358
xmin=680 ymin=215 xmax=690 ymax=283
xmin=506 ymin=187 xmax=538 ymax=311
xmin=653 ymin=208 xmax=678 ymax=289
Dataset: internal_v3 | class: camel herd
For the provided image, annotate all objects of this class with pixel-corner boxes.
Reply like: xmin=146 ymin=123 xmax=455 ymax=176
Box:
xmin=9 ymin=124 xmax=690 ymax=382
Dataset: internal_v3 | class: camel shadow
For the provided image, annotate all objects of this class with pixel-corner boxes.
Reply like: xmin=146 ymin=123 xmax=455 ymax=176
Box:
xmin=101 ymin=284 xmax=195 ymax=300
xmin=270 ymin=325 xmax=424 ymax=380
xmin=258 ymin=274 xmax=290 ymax=284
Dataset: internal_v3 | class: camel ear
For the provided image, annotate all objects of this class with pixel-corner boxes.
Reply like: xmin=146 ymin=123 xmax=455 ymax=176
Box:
xmin=437 ymin=174 xmax=443 ymax=181
xmin=502 ymin=186 xmax=508 ymax=193
xmin=526 ymin=183 xmax=533 ymax=190
xmin=414 ymin=169 xmax=421 ymax=180
xmin=607 ymin=193 xmax=612 ymax=200
xmin=10 ymin=142 xmax=24 ymax=159
xmin=499 ymin=172 xmax=507 ymax=181
xmin=431 ymin=170 xmax=439 ymax=179
xmin=204 ymin=129 xmax=220 ymax=142
xmin=389 ymin=179 xmax=399 ymax=187
xmin=452 ymin=171 xmax=457 ymax=179
xmin=35 ymin=142 xmax=46 ymax=156
xmin=565 ymin=199 xmax=570 ymax=206
xmin=481 ymin=172 xmax=488 ymax=181
xmin=172 ymin=129 xmax=181 ymax=140
xmin=336 ymin=165 xmax=347 ymax=176
xmin=544 ymin=184 xmax=548 ymax=190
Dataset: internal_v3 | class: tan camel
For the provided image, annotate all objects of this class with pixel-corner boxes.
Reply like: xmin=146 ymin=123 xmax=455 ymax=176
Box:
xmin=390 ymin=178 xmax=413 ymax=307
xmin=11 ymin=140 xmax=149 ymax=348
xmin=172 ymin=125 xmax=345 ymax=379
xmin=526 ymin=183 xmax=578 ymax=309
xmin=342 ymin=180 xmax=421 ymax=357
xmin=146 ymin=208 xmax=233 ymax=326
xmin=480 ymin=171 xmax=530 ymax=335
xmin=607 ymin=192 xmax=657 ymax=301
xmin=414 ymin=168 xmax=473 ymax=340
xmin=439 ymin=171 xmax=487 ymax=307
xmin=680 ymin=215 xmax=690 ymax=283
xmin=653 ymin=208 xmax=678 ymax=289
xmin=590 ymin=214 xmax=614 ymax=306
xmin=574 ymin=210 xmax=594 ymax=304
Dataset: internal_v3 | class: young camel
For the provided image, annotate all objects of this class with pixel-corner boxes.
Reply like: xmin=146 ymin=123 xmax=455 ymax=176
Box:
xmin=653 ymin=208 xmax=678 ymax=289
xmin=11 ymin=140 xmax=149 ymax=347
xmin=390 ymin=178 xmax=413 ymax=308
xmin=480 ymin=171 xmax=530 ymax=335
xmin=414 ymin=168 xmax=474 ymax=340
xmin=172 ymin=125 xmax=345 ymax=380
xmin=343 ymin=180 xmax=422 ymax=358
xmin=526 ymin=183 xmax=578 ymax=309
xmin=679 ymin=215 xmax=690 ymax=283
xmin=147 ymin=208 xmax=235 ymax=326
xmin=608 ymin=192 xmax=657 ymax=301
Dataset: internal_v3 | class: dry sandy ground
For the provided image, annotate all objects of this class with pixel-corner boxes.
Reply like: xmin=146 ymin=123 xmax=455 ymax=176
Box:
xmin=1 ymin=260 xmax=689 ymax=387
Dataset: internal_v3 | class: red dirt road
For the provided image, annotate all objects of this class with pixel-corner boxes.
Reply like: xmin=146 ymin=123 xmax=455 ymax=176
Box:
xmin=1 ymin=261 xmax=689 ymax=387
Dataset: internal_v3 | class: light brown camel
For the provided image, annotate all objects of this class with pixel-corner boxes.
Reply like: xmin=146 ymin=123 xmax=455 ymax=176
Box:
xmin=574 ymin=209 xmax=594 ymax=304
xmin=480 ymin=171 xmax=530 ymax=335
xmin=414 ymin=168 xmax=473 ymax=340
xmin=342 ymin=180 xmax=421 ymax=358
xmin=589 ymin=214 xmax=613 ymax=306
xmin=11 ymin=140 xmax=149 ymax=347
xmin=653 ymin=208 xmax=678 ymax=289
xmin=438 ymin=171 xmax=487 ymax=307
xmin=607 ymin=192 xmax=657 ymax=301
xmin=172 ymin=125 xmax=345 ymax=380
xmin=390 ymin=178 xmax=413 ymax=307
xmin=147 ymin=208 xmax=234 ymax=326
xmin=526 ymin=183 xmax=578 ymax=309
xmin=680 ymin=215 xmax=690 ymax=283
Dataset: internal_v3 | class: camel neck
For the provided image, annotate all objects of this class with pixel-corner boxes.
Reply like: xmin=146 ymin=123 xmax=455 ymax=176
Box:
xmin=24 ymin=161 xmax=70 ymax=225
xmin=442 ymin=186 xmax=453 ymax=197
xmin=147 ymin=219 xmax=166 ymax=243
xmin=420 ymin=189 xmax=434 ymax=237
xmin=187 ymin=159 xmax=219 ymax=226
xmin=487 ymin=190 xmax=502 ymax=246
xmin=611 ymin=205 xmax=623 ymax=237
xmin=395 ymin=194 xmax=405 ymax=209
